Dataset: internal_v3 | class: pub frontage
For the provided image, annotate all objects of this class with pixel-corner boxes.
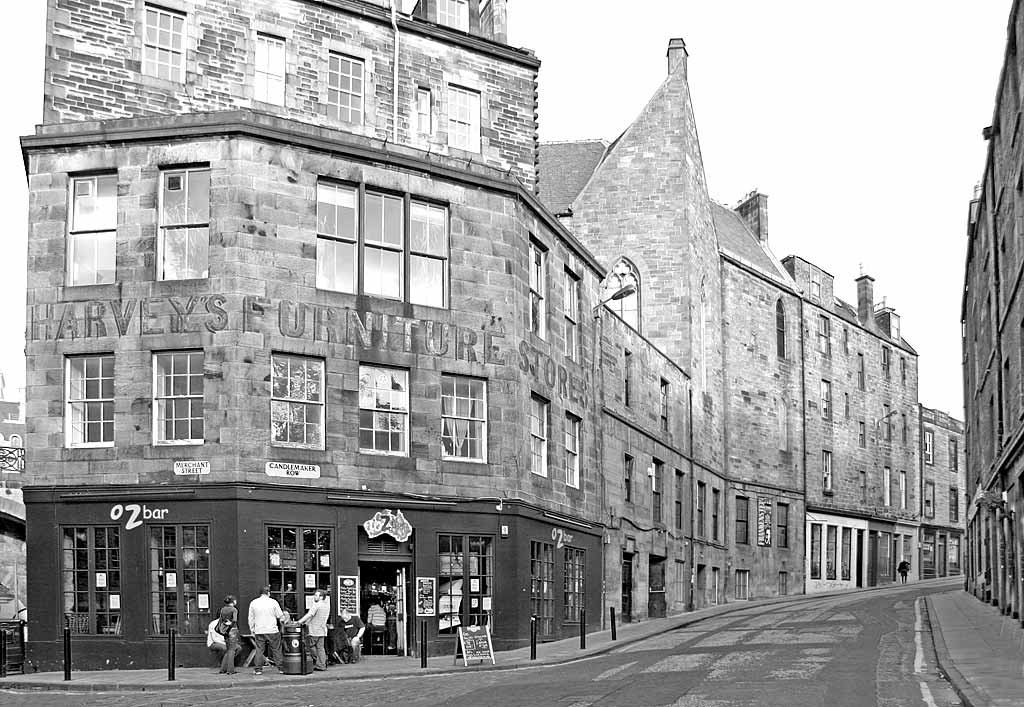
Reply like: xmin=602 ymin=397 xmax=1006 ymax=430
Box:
xmin=24 ymin=483 xmax=602 ymax=669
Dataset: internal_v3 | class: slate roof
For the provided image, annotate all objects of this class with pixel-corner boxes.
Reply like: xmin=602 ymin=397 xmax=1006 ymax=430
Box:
xmin=537 ymin=140 xmax=608 ymax=215
xmin=712 ymin=202 xmax=795 ymax=290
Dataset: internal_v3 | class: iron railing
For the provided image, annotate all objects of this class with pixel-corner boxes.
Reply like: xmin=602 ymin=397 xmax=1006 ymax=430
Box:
xmin=0 ymin=447 xmax=24 ymax=473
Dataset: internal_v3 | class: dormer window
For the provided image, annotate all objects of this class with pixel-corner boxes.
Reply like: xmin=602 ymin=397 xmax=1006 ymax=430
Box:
xmin=890 ymin=313 xmax=901 ymax=342
xmin=438 ymin=0 xmax=469 ymax=31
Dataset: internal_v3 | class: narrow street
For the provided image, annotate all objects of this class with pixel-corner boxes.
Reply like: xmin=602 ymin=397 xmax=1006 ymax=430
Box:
xmin=3 ymin=582 xmax=963 ymax=707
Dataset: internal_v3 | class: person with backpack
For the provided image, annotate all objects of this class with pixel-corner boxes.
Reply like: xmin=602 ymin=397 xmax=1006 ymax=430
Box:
xmin=214 ymin=595 xmax=240 ymax=674
xmin=897 ymin=559 xmax=911 ymax=584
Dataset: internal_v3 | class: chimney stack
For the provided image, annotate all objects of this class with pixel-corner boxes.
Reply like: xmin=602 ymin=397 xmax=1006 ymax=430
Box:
xmin=735 ymin=190 xmax=768 ymax=243
xmin=856 ymin=274 xmax=874 ymax=325
xmin=667 ymin=38 xmax=687 ymax=78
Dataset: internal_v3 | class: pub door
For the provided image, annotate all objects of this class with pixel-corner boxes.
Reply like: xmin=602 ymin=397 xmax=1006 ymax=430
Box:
xmin=855 ymin=530 xmax=864 ymax=588
xmin=867 ymin=532 xmax=878 ymax=587
xmin=648 ymin=556 xmax=666 ymax=619
xmin=358 ymin=560 xmax=410 ymax=656
xmin=621 ymin=553 xmax=634 ymax=623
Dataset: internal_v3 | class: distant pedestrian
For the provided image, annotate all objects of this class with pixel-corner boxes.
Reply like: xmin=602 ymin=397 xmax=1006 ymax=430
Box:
xmin=297 ymin=588 xmax=331 ymax=671
xmin=217 ymin=595 xmax=240 ymax=675
xmin=897 ymin=559 xmax=910 ymax=584
xmin=248 ymin=585 xmax=285 ymax=675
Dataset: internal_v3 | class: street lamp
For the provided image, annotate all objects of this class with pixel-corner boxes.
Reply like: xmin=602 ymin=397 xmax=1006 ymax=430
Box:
xmin=596 ymin=262 xmax=638 ymax=314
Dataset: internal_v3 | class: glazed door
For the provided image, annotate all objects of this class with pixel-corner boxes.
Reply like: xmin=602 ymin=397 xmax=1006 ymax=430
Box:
xmin=620 ymin=553 xmax=633 ymax=623
xmin=396 ymin=567 xmax=407 ymax=655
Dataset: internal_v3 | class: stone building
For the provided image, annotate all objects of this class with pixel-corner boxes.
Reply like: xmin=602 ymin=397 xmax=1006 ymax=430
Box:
xmin=0 ymin=377 xmax=25 ymax=622
xmin=918 ymin=405 xmax=966 ymax=579
xmin=962 ymin=0 xmax=1024 ymax=622
xmin=21 ymin=0 xmax=701 ymax=669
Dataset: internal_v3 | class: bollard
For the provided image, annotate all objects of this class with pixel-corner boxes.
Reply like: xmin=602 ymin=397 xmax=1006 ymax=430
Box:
xmin=300 ymin=624 xmax=309 ymax=675
xmin=529 ymin=615 xmax=537 ymax=660
xmin=420 ymin=620 xmax=427 ymax=669
xmin=63 ymin=615 xmax=71 ymax=681
xmin=167 ymin=629 xmax=176 ymax=681
xmin=579 ymin=607 xmax=586 ymax=650
xmin=1 ymin=628 xmax=7 ymax=679
xmin=610 ymin=607 xmax=617 ymax=641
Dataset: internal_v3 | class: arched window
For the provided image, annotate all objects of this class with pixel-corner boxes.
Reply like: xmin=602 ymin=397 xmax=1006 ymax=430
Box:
xmin=9 ymin=435 xmax=21 ymax=448
xmin=776 ymin=299 xmax=786 ymax=358
xmin=604 ymin=259 xmax=641 ymax=332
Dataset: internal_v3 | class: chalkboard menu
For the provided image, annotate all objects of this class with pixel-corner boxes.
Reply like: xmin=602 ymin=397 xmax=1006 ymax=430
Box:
xmin=337 ymin=575 xmax=358 ymax=615
xmin=454 ymin=624 xmax=495 ymax=666
xmin=757 ymin=497 xmax=772 ymax=546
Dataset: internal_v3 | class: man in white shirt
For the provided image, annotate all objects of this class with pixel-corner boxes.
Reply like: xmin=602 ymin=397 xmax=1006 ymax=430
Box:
xmin=297 ymin=588 xmax=331 ymax=671
xmin=247 ymin=585 xmax=285 ymax=675
xmin=206 ymin=617 xmax=226 ymax=669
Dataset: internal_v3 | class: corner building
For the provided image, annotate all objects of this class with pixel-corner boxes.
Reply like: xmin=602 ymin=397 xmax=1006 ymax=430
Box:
xmin=21 ymin=0 xmax=692 ymax=668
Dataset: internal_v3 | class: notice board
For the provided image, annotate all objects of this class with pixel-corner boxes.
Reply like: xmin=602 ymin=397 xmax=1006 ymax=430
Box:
xmin=454 ymin=624 xmax=495 ymax=666
xmin=337 ymin=575 xmax=359 ymax=615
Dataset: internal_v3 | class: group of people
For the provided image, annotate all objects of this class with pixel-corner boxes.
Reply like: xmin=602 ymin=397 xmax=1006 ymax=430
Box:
xmin=205 ymin=586 xmax=366 ymax=675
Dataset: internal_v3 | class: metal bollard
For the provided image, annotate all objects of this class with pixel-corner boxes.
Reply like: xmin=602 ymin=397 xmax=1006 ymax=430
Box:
xmin=419 ymin=620 xmax=427 ymax=669
xmin=301 ymin=624 xmax=309 ymax=675
xmin=529 ymin=615 xmax=537 ymax=660
xmin=63 ymin=615 xmax=71 ymax=681
xmin=579 ymin=607 xmax=586 ymax=650
xmin=610 ymin=607 xmax=617 ymax=641
xmin=1 ymin=628 xmax=8 ymax=679
xmin=167 ymin=629 xmax=176 ymax=681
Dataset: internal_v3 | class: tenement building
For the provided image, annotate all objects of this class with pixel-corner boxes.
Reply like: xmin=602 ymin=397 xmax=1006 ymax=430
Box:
xmin=918 ymin=405 xmax=966 ymax=579
xmin=962 ymin=0 xmax=1024 ymax=624
xmin=21 ymin=0 xmax=701 ymax=669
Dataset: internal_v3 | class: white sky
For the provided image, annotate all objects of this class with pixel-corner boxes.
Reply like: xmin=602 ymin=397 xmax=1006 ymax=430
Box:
xmin=0 ymin=2 xmax=1010 ymax=420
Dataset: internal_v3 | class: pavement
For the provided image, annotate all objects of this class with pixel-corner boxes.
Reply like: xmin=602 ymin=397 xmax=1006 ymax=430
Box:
xmin=0 ymin=575 xmax=1013 ymax=706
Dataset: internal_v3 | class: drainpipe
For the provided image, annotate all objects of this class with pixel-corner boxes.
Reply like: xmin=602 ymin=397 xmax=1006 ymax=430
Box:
xmin=391 ymin=1 xmax=400 ymax=144
xmin=797 ymin=295 xmax=808 ymax=591
xmin=687 ymin=386 xmax=695 ymax=611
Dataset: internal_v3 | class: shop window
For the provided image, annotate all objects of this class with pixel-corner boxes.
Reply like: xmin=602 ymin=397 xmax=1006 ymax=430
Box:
xmin=441 ymin=374 xmax=486 ymax=461
xmin=62 ymin=526 xmax=121 ymax=635
xmin=66 ymin=354 xmax=114 ymax=448
xmin=271 ymin=354 xmax=324 ymax=449
xmin=564 ymin=413 xmax=581 ymax=489
xmin=841 ymin=527 xmax=852 ymax=580
xmin=143 ymin=4 xmax=185 ymax=82
xmin=148 ymin=524 xmax=210 ymax=635
xmin=153 ymin=351 xmax=204 ymax=445
xmin=826 ymin=525 xmax=837 ymax=580
xmin=531 ymin=541 xmax=555 ymax=636
xmin=266 ymin=526 xmax=333 ymax=620
xmin=734 ymin=569 xmax=749 ymax=600
xmin=358 ymin=365 xmax=408 ymax=455
xmin=563 ymin=547 xmax=585 ymax=623
xmin=158 ymin=167 xmax=209 ymax=280
xmin=528 ymin=239 xmax=547 ymax=339
xmin=564 ymin=270 xmax=580 ymax=362
xmin=438 ymin=534 xmax=492 ymax=634
xmin=776 ymin=502 xmax=789 ymax=548
xmin=529 ymin=394 xmax=549 ymax=476
xmin=810 ymin=523 xmax=822 ymax=579
xmin=327 ymin=53 xmax=363 ymax=124
xmin=68 ymin=174 xmax=117 ymax=286
xmin=735 ymin=496 xmax=749 ymax=545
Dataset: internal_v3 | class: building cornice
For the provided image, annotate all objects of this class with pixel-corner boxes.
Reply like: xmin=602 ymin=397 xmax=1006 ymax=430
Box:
xmin=21 ymin=110 xmax=603 ymax=277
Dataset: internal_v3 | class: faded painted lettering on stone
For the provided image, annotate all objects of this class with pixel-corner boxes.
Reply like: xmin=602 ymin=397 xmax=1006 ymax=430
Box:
xmin=29 ymin=296 xmax=507 ymax=365
xmin=519 ymin=340 xmax=590 ymax=403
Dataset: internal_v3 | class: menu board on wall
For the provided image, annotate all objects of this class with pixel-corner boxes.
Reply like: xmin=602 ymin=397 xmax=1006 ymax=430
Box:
xmin=416 ymin=577 xmax=437 ymax=617
xmin=337 ymin=575 xmax=359 ymax=615
xmin=757 ymin=497 xmax=772 ymax=546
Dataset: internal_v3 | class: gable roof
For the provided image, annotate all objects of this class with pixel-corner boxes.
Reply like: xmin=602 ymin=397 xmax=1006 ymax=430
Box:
xmin=713 ymin=202 xmax=796 ymax=291
xmin=537 ymin=140 xmax=608 ymax=215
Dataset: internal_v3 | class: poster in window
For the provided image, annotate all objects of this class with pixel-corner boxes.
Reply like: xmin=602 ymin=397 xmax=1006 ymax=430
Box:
xmin=416 ymin=576 xmax=437 ymax=617
xmin=110 ymin=594 xmax=120 ymax=610
xmin=469 ymin=577 xmax=480 ymax=593
xmin=95 ymin=572 xmax=107 ymax=588
xmin=305 ymin=573 xmax=316 ymax=589
xmin=166 ymin=572 xmax=177 ymax=589
xmin=757 ymin=497 xmax=772 ymax=546
xmin=269 ymin=551 xmax=281 ymax=568
xmin=482 ymin=597 xmax=492 ymax=611
xmin=319 ymin=553 xmax=330 ymax=568
xmin=198 ymin=593 xmax=209 ymax=609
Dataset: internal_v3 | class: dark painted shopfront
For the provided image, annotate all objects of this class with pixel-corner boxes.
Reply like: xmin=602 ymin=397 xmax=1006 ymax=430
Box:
xmin=865 ymin=522 xmax=895 ymax=587
xmin=921 ymin=527 xmax=962 ymax=578
xmin=23 ymin=484 xmax=602 ymax=670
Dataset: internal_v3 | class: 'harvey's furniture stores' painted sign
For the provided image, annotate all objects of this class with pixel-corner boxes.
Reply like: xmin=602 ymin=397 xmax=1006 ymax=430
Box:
xmin=28 ymin=295 xmax=592 ymax=403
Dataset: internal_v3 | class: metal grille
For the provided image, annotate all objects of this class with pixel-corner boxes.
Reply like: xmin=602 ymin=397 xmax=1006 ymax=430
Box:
xmin=0 ymin=448 xmax=24 ymax=472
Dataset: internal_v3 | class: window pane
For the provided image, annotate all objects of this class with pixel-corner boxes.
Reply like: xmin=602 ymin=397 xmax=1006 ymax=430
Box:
xmin=316 ymin=238 xmax=356 ymax=293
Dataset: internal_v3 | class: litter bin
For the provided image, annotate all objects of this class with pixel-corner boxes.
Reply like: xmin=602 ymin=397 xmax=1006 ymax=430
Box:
xmin=280 ymin=622 xmax=311 ymax=675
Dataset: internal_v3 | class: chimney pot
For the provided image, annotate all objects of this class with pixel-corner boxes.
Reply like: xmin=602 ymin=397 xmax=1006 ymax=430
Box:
xmin=667 ymin=38 xmax=688 ymax=77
